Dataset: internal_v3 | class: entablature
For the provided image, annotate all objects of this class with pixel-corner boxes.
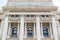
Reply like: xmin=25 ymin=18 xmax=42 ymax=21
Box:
xmin=3 ymin=6 xmax=57 ymax=12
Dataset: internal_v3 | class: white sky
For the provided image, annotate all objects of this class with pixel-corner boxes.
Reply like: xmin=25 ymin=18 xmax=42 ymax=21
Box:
xmin=0 ymin=0 xmax=60 ymax=9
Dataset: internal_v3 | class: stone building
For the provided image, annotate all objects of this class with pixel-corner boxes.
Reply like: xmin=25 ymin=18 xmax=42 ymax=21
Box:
xmin=0 ymin=0 xmax=60 ymax=40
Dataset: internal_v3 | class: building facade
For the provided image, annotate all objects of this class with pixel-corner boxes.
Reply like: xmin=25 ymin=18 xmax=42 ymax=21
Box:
xmin=0 ymin=0 xmax=60 ymax=40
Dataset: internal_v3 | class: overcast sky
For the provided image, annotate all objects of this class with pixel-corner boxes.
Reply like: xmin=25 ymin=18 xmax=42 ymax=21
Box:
xmin=0 ymin=0 xmax=60 ymax=9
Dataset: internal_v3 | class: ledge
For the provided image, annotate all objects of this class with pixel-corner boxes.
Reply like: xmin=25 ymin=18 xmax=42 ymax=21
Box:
xmin=3 ymin=6 xmax=57 ymax=12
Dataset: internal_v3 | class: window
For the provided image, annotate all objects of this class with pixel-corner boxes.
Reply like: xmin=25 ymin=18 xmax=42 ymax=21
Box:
xmin=26 ymin=15 xmax=29 ymax=17
xmin=31 ymin=15 xmax=34 ymax=17
xmin=15 ymin=15 xmax=19 ymax=17
xmin=11 ymin=15 xmax=14 ymax=17
xmin=41 ymin=15 xmax=45 ymax=17
xmin=12 ymin=27 xmax=17 ymax=37
xmin=43 ymin=27 xmax=48 ymax=37
xmin=27 ymin=27 xmax=33 ymax=37
xmin=46 ymin=15 xmax=49 ymax=17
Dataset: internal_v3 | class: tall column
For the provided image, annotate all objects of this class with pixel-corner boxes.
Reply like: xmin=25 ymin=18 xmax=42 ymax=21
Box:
xmin=18 ymin=22 xmax=19 ymax=38
xmin=49 ymin=23 xmax=53 ymax=38
xmin=52 ymin=16 xmax=58 ymax=40
xmin=34 ymin=22 xmax=36 ymax=38
xmin=7 ymin=22 xmax=11 ymax=38
xmin=36 ymin=16 xmax=41 ymax=40
xmin=2 ymin=15 xmax=8 ymax=40
xmin=20 ymin=16 xmax=24 ymax=40
xmin=25 ymin=22 xmax=27 ymax=38
xmin=0 ymin=20 xmax=4 ymax=38
xmin=56 ymin=20 xmax=60 ymax=37
xmin=0 ymin=21 xmax=1 ymax=38
xmin=41 ymin=22 xmax=44 ymax=38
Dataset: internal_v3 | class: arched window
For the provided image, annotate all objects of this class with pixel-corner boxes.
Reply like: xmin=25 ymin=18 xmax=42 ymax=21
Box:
xmin=12 ymin=27 xmax=17 ymax=37
xmin=27 ymin=27 xmax=33 ymax=37
xmin=43 ymin=27 xmax=48 ymax=37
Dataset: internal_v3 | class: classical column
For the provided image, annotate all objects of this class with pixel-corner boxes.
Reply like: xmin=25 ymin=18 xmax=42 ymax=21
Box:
xmin=20 ymin=16 xmax=24 ymax=40
xmin=2 ymin=15 xmax=8 ymax=40
xmin=0 ymin=21 xmax=1 ymax=38
xmin=49 ymin=23 xmax=53 ymax=38
xmin=41 ymin=22 xmax=44 ymax=38
xmin=56 ymin=20 xmax=60 ymax=37
xmin=36 ymin=16 xmax=41 ymax=40
xmin=34 ymin=22 xmax=36 ymax=38
xmin=7 ymin=22 xmax=11 ymax=38
xmin=0 ymin=20 xmax=3 ymax=38
xmin=25 ymin=22 xmax=27 ymax=38
xmin=18 ymin=22 xmax=19 ymax=38
xmin=52 ymin=16 xmax=58 ymax=40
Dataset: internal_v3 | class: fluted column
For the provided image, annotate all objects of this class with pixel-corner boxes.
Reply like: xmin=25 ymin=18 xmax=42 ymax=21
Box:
xmin=20 ymin=16 xmax=24 ymax=40
xmin=18 ymin=22 xmax=19 ymax=38
xmin=25 ymin=22 xmax=27 ymax=38
xmin=56 ymin=20 xmax=60 ymax=37
xmin=7 ymin=22 xmax=11 ymax=38
xmin=36 ymin=16 xmax=41 ymax=40
xmin=49 ymin=23 xmax=53 ymax=38
xmin=41 ymin=22 xmax=44 ymax=38
xmin=2 ymin=15 xmax=8 ymax=40
xmin=0 ymin=20 xmax=3 ymax=38
xmin=52 ymin=16 xmax=58 ymax=40
xmin=34 ymin=22 xmax=36 ymax=38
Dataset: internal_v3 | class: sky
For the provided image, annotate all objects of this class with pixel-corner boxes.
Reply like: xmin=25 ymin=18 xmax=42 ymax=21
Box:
xmin=0 ymin=0 xmax=60 ymax=9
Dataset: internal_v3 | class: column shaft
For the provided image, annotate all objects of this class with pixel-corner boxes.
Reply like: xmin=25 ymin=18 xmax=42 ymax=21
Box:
xmin=0 ymin=20 xmax=3 ymax=38
xmin=49 ymin=23 xmax=53 ymax=38
xmin=41 ymin=22 xmax=44 ymax=38
xmin=20 ymin=16 xmax=24 ymax=40
xmin=2 ymin=16 xmax=8 ymax=40
xmin=25 ymin=22 xmax=27 ymax=38
xmin=34 ymin=22 xmax=36 ymax=38
xmin=18 ymin=22 xmax=19 ymax=38
xmin=7 ymin=22 xmax=11 ymax=38
xmin=36 ymin=16 xmax=41 ymax=40
xmin=52 ymin=16 xmax=58 ymax=40
xmin=57 ymin=20 xmax=60 ymax=37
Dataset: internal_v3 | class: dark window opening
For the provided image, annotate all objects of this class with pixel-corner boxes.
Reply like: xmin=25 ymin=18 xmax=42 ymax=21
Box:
xmin=11 ymin=15 xmax=14 ymax=17
xmin=27 ymin=27 xmax=33 ymax=37
xmin=46 ymin=15 xmax=49 ymax=17
xmin=43 ymin=27 xmax=48 ymax=37
xmin=12 ymin=27 xmax=17 ymax=37
xmin=41 ymin=15 xmax=45 ymax=17
xmin=31 ymin=15 xmax=34 ymax=17
xmin=26 ymin=15 xmax=29 ymax=17
xmin=15 ymin=15 xmax=19 ymax=17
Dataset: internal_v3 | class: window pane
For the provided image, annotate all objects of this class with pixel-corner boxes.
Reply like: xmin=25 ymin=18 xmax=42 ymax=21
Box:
xmin=43 ymin=27 xmax=48 ymax=37
xmin=12 ymin=27 xmax=17 ymax=37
